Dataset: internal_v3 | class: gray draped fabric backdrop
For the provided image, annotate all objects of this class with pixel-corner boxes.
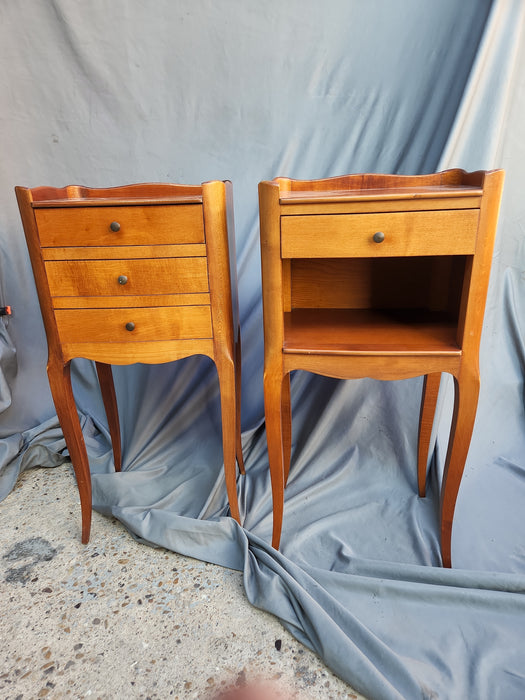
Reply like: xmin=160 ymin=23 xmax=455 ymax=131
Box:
xmin=1 ymin=1 xmax=525 ymax=698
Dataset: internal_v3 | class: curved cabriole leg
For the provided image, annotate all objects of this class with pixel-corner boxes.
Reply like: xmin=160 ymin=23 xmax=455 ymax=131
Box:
xmin=215 ymin=353 xmax=241 ymax=524
xmin=234 ymin=331 xmax=245 ymax=475
xmin=440 ymin=366 xmax=480 ymax=568
xmin=282 ymin=372 xmax=292 ymax=487
xmin=417 ymin=372 xmax=441 ymax=497
xmin=264 ymin=367 xmax=285 ymax=549
xmin=47 ymin=359 xmax=92 ymax=544
xmin=95 ymin=362 xmax=122 ymax=473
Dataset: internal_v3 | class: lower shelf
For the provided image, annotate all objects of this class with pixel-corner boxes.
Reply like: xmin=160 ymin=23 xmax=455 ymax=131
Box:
xmin=283 ymin=308 xmax=461 ymax=356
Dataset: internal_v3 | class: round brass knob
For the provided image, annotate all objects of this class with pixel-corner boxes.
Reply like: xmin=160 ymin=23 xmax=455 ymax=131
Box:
xmin=109 ymin=221 xmax=120 ymax=232
xmin=118 ymin=275 xmax=128 ymax=285
xmin=373 ymin=231 xmax=385 ymax=243
xmin=125 ymin=322 xmax=135 ymax=332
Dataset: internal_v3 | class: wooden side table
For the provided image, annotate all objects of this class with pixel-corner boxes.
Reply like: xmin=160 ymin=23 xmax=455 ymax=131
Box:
xmin=259 ymin=169 xmax=504 ymax=567
xmin=16 ymin=181 xmax=244 ymax=543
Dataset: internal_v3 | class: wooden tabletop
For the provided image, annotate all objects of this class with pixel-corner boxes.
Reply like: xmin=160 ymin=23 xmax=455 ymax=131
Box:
xmin=279 ymin=186 xmax=483 ymax=205
xmin=32 ymin=195 xmax=203 ymax=208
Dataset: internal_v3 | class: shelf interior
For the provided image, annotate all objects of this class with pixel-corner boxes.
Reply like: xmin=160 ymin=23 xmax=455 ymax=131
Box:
xmin=283 ymin=308 xmax=461 ymax=356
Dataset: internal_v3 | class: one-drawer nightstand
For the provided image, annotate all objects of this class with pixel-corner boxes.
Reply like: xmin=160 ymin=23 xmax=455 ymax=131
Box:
xmin=259 ymin=169 xmax=504 ymax=567
xmin=16 ymin=181 xmax=244 ymax=543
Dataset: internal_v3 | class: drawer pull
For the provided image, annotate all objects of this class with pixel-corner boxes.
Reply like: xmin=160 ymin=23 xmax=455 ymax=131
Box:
xmin=109 ymin=221 xmax=121 ymax=232
xmin=373 ymin=231 xmax=385 ymax=243
xmin=125 ymin=322 xmax=135 ymax=332
xmin=118 ymin=275 xmax=128 ymax=285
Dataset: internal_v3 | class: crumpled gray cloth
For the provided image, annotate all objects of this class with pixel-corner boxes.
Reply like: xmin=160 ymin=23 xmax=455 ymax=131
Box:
xmin=0 ymin=416 xmax=67 ymax=501
xmin=0 ymin=411 xmax=110 ymax=502
xmin=0 ymin=320 xmax=17 ymax=415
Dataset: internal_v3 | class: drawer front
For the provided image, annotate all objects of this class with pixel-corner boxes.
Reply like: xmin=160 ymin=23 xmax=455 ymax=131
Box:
xmin=45 ymin=257 xmax=209 ymax=299
xmin=55 ymin=306 xmax=212 ymax=344
xmin=281 ymin=209 xmax=479 ymax=258
xmin=35 ymin=204 xmax=204 ymax=247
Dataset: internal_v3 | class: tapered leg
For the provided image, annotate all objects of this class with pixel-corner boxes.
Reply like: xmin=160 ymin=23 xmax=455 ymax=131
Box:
xmin=95 ymin=362 xmax=122 ymax=473
xmin=264 ymin=367 xmax=285 ymax=549
xmin=215 ymin=353 xmax=241 ymax=523
xmin=234 ymin=331 xmax=245 ymax=475
xmin=47 ymin=359 xmax=92 ymax=544
xmin=440 ymin=366 xmax=480 ymax=568
xmin=417 ymin=372 xmax=441 ymax=497
xmin=282 ymin=373 xmax=292 ymax=487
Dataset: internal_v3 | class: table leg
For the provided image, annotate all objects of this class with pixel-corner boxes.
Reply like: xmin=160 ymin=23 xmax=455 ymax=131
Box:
xmin=216 ymin=352 xmax=241 ymax=524
xmin=417 ymin=372 xmax=441 ymax=497
xmin=95 ymin=362 xmax=122 ymax=473
xmin=282 ymin=373 xmax=292 ymax=487
xmin=440 ymin=366 xmax=480 ymax=567
xmin=47 ymin=359 xmax=92 ymax=544
xmin=234 ymin=331 xmax=245 ymax=475
xmin=264 ymin=366 xmax=285 ymax=549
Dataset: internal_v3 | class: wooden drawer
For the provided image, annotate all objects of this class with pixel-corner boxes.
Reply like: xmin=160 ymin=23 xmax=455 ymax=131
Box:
xmin=55 ymin=306 xmax=213 ymax=344
xmin=45 ymin=257 xmax=209 ymax=299
xmin=281 ymin=209 xmax=479 ymax=258
xmin=35 ymin=204 xmax=204 ymax=247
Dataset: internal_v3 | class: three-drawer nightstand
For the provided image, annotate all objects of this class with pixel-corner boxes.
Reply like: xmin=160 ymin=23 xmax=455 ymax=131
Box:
xmin=259 ymin=169 xmax=504 ymax=567
xmin=16 ymin=181 xmax=244 ymax=543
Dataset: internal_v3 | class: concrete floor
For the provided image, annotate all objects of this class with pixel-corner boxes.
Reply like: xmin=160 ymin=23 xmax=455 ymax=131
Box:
xmin=0 ymin=464 xmax=365 ymax=700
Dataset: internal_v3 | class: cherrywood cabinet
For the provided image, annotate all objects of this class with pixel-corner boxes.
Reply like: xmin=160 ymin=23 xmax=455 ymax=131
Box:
xmin=16 ymin=181 xmax=243 ymax=543
xmin=259 ymin=169 xmax=504 ymax=567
